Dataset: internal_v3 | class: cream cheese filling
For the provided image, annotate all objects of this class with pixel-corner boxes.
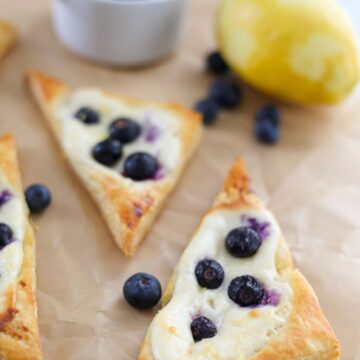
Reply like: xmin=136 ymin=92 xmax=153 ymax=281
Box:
xmin=149 ymin=208 xmax=292 ymax=360
xmin=0 ymin=179 xmax=26 ymax=314
xmin=55 ymin=89 xmax=182 ymax=188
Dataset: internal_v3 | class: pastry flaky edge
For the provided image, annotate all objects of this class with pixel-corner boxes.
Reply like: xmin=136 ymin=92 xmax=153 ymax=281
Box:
xmin=139 ymin=160 xmax=340 ymax=360
xmin=0 ymin=134 xmax=42 ymax=360
xmin=0 ymin=21 xmax=16 ymax=60
xmin=25 ymin=70 xmax=203 ymax=257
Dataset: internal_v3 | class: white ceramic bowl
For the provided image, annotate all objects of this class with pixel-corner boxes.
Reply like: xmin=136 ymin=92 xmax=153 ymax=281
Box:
xmin=52 ymin=0 xmax=189 ymax=67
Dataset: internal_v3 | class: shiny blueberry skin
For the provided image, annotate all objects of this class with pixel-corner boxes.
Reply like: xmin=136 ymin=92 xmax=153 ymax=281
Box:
xmin=25 ymin=184 xmax=51 ymax=214
xmin=228 ymin=275 xmax=264 ymax=307
xmin=109 ymin=118 xmax=141 ymax=144
xmin=225 ymin=227 xmax=262 ymax=258
xmin=256 ymin=105 xmax=280 ymax=126
xmin=92 ymin=138 xmax=123 ymax=166
xmin=191 ymin=316 xmax=217 ymax=342
xmin=194 ymin=98 xmax=219 ymax=126
xmin=206 ymin=51 xmax=228 ymax=74
xmin=209 ymin=78 xmax=241 ymax=109
xmin=255 ymin=118 xmax=280 ymax=145
xmin=75 ymin=107 xmax=100 ymax=125
xmin=0 ymin=223 xmax=14 ymax=250
xmin=123 ymin=152 xmax=158 ymax=181
xmin=195 ymin=259 xmax=224 ymax=289
xmin=123 ymin=272 xmax=162 ymax=310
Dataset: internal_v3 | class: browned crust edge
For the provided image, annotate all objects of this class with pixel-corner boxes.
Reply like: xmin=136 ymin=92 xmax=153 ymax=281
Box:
xmin=0 ymin=21 xmax=17 ymax=61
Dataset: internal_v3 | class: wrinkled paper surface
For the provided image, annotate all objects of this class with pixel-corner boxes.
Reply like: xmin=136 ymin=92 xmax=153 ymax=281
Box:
xmin=0 ymin=1 xmax=359 ymax=359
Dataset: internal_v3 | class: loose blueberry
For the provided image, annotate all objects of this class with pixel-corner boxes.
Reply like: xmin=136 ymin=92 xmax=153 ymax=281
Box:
xmin=195 ymin=259 xmax=224 ymax=289
xmin=206 ymin=51 xmax=228 ymax=74
xmin=225 ymin=227 xmax=261 ymax=258
xmin=254 ymin=118 xmax=280 ymax=145
xmin=228 ymin=275 xmax=264 ymax=307
xmin=75 ymin=107 xmax=100 ymax=125
xmin=194 ymin=98 xmax=219 ymax=126
xmin=25 ymin=184 xmax=51 ymax=214
xmin=191 ymin=316 xmax=217 ymax=342
xmin=209 ymin=78 xmax=241 ymax=109
xmin=0 ymin=223 xmax=14 ymax=250
xmin=109 ymin=118 xmax=141 ymax=144
xmin=92 ymin=138 xmax=123 ymax=166
xmin=123 ymin=152 xmax=158 ymax=181
xmin=256 ymin=105 xmax=280 ymax=126
xmin=123 ymin=272 xmax=162 ymax=310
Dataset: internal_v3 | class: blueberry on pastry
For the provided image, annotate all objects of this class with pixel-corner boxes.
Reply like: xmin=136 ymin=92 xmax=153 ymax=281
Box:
xmin=109 ymin=117 xmax=142 ymax=144
xmin=139 ymin=160 xmax=340 ymax=360
xmin=195 ymin=259 xmax=224 ymax=290
xmin=124 ymin=152 xmax=159 ymax=181
xmin=26 ymin=70 xmax=203 ymax=256
xmin=191 ymin=316 xmax=217 ymax=342
xmin=0 ymin=223 xmax=14 ymax=250
xmin=225 ymin=227 xmax=262 ymax=258
xmin=75 ymin=107 xmax=100 ymax=125
xmin=228 ymin=275 xmax=264 ymax=307
xmin=0 ymin=134 xmax=42 ymax=360
xmin=92 ymin=138 xmax=123 ymax=166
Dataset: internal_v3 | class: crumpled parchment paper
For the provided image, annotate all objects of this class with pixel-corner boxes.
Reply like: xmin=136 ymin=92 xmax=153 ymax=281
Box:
xmin=0 ymin=0 xmax=359 ymax=359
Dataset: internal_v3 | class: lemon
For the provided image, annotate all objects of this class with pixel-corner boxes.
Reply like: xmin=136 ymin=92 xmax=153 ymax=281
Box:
xmin=217 ymin=0 xmax=360 ymax=105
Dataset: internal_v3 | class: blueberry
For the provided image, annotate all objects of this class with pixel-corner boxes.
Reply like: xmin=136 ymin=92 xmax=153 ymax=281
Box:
xmin=255 ymin=118 xmax=280 ymax=145
xmin=75 ymin=107 xmax=100 ymax=125
xmin=191 ymin=316 xmax=217 ymax=342
xmin=92 ymin=138 xmax=123 ymax=166
xmin=225 ymin=227 xmax=261 ymax=258
xmin=123 ymin=152 xmax=158 ymax=181
xmin=206 ymin=51 xmax=228 ymax=74
xmin=256 ymin=105 xmax=280 ymax=126
xmin=195 ymin=259 xmax=224 ymax=289
xmin=209 ymin=78 xmax=241 ymax=109
xmin=123 ymin=272 xmax=162 ymax=310
xmin=194 ymin=98 xmax=219 ymax=126
xmin=25 ymin=184 xmax=51 ymax=214
xmin=228 ymin=275 xmax=264 ymax=307
xmin=109 ymin=118 xmax=141 ymax=144
xmin=0 ymin=223 xmax=14 ymax=250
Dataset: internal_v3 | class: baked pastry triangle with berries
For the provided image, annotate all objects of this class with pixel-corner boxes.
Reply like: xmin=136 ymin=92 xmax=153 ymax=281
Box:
xmin=0 ymin=21 xmax=16 ymax=61
xmin=26 ymin=70 xmax=202 ymax=256
xmin=0 ymin=134 xmax=42 ymax=360
xmin=139 ymin=160 xmax=340 ymax=360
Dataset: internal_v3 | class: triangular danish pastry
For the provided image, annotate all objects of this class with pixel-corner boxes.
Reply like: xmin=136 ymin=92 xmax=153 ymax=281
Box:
xmin=140 ymin=160 xmax=339 ymax=360
xmin=0 ymin=134 xmax=42 ymax=360
xmin=26 ymin=71 xmax=202 ymax=256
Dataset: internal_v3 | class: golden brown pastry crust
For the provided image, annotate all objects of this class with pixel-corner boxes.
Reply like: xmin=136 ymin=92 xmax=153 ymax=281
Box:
xmin=0 ymin=21 xmax=16 ymax=61
xmin=0 ymin=134 xmax=42 ymax=360
xmin=139 ymin=160 xmax=340 ymax=360
xmin=26 ymin=70 xmax=203 ymax=256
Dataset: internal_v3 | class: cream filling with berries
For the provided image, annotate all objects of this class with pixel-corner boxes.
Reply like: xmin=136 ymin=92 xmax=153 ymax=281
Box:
xmin=148 ymin=208 xmax=292 ymax=360
xmin=0 ymin=179 xmax=26 ymax=315
xmin=54 ymin=89 xmax=182 ymax=187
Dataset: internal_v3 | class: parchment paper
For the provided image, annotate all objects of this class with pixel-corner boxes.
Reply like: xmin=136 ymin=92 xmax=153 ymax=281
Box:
xmin=0 ymin=0 xmax=360 ymax=359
